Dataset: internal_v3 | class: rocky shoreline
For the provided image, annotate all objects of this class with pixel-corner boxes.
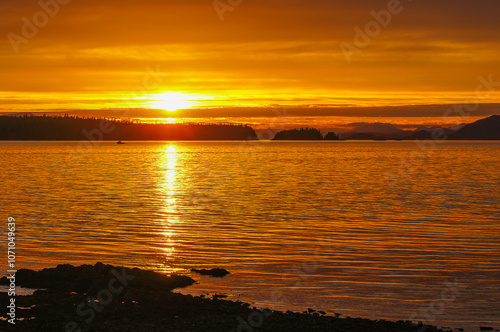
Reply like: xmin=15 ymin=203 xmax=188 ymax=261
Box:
xmin=1 ymin=263 xmax=458 ymax=331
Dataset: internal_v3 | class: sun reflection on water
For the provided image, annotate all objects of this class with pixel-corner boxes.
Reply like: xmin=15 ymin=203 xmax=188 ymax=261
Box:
xmin=157 ymin=144 xmax=182 ymax=274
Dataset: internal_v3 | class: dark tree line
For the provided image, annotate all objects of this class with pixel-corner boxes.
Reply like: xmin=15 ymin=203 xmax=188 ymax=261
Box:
xmin=0 ymin=115 xmax=258 ymax=140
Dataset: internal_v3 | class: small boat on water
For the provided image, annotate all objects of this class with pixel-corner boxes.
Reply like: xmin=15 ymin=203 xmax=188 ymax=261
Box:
xmin=117 ymin=141 xmax=125 ymax=144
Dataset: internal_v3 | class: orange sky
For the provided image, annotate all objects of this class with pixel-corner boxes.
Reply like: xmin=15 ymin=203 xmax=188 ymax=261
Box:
xmin=1 ymin=0 xmax=499 ymax=123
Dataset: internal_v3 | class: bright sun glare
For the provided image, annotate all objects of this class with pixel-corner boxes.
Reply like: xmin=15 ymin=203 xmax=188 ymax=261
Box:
xmin=148 ymin=92 xmax=196 ymax=112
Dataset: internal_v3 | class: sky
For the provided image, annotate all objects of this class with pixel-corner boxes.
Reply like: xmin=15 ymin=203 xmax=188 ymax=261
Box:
xmin=1 ymin=0 xmax=499 ymax=125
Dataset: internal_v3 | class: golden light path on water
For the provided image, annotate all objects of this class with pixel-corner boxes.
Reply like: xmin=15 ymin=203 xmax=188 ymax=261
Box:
xmin=158 ymin=145 xmax=179 ymax=274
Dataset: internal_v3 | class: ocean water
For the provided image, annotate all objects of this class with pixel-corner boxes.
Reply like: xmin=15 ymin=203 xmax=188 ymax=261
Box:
xmin=1 ymin=141 xmax=499 ymax=331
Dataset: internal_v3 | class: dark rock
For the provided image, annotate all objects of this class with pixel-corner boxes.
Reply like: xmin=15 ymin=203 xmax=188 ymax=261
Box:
xmin=1 ymin=262 xmax=195 ymax=293
xmin=212 ymin=294 xmax=228 ymax=300
xmin=191 ymin=268 xmax=230 ymax=277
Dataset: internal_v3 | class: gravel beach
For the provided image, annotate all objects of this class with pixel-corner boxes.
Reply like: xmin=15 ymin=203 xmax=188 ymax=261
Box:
xmin=1 ymin=263 xmax=459 ymax=332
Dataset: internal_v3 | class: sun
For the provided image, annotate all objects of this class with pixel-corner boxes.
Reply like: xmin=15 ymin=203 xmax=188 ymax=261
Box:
xmin=147 ymin=92 xmax=196 ymax=112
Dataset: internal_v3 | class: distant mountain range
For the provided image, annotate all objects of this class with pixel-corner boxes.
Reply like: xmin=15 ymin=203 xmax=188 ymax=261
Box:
xmin=448 ymin=115 xmax=500 ymax=140
xmin=340 ymin=115 xmax=499 ymax=140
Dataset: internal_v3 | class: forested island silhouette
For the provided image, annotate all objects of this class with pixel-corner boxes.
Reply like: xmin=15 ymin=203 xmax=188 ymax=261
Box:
xmin=272 ymin=128 xmax=340 ymax=140
xmin=0 ymin=114 xmax=257 ymax=140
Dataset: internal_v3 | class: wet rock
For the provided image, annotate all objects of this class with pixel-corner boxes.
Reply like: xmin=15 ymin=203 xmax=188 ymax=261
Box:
xmin=191 ymin=268 xmax=230 ymax=277
xmin=0 ymin=262 xmax=195 ymax=294
xmin=212 ymin=294 xmax=228 ymax=300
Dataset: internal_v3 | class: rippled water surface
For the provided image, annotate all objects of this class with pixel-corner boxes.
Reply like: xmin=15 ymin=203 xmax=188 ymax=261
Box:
xmin=1 ymin=141 xmax=499 ymax=330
